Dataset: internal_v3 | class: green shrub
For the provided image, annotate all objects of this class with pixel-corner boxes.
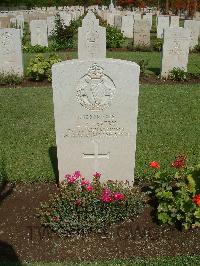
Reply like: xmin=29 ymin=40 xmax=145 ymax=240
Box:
xmin=0 ymin=71 xmax=22 ymax=85
xmin=38 ymin=172 xmax=145 ymax=235
xmin=27 ymin=53 xmax=61 ymax=81
xmin=127 ymin=42 xmax=152 ymax=52
xmin=50 ymin=13 xmax=81 ymax=50
xmin=106 ymin=26 xmax=125 ymax=48
xmin=191 ymin=43 xmax=200 ymax=53
xmin=169 ymin=67 xmax=187 ymax=81
xmin=23 ymin=44 xmax=52 ymax=53
xmin=148 ymin=156 xmax=200 ymax=229
xmin=137 ymin=59 xmax=149 ymax=75
xmin=152 ymin=39 xmax=163 ymax=52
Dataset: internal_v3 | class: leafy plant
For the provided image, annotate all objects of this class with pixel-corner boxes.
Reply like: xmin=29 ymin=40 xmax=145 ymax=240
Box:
xmin=152 ymin=39 xmax=163 ymax=52
xmin=148 ymin=155 xmax=200 ymax=229
xmin=27 ymin=53 xmax=61 ymax=81
xmin=38 ymin=172 xmax=145 ymax=235
xmin=23 ymin=44 xmax=53 ymax=53
xmin=106 ymin=26 xmax=125 ymax=49
xmin=137 ymin=59 xmax=149 ymax=75
xmin=50 ymin=13 xmax=81 ymax=50
xmin=0 ymin=71 xmax=22 ymax=85
xmin=169 ymin=67 xmax=187 ymax=81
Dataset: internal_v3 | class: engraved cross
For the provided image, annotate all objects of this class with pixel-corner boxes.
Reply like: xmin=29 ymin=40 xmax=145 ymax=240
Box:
xmin=82 ymin=140 xmax=110 ymax=171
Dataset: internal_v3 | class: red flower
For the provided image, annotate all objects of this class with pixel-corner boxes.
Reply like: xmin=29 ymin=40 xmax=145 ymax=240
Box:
xmin=93 ymin=172 xmax=101 ymax=179
xmin=171 ymin=155 xmax=186 ymax=169
xmin=193 ymin=195 xmax=200 ymax=206
xmin=113 ymin=192 xmax=125 ymax=201
xmin=149 ymin=161 xmax=160 ymax=169
xmin=100 ymin=187 xmax=113 ymax=203
xmin=86 ymin=185 xmax=93 ymax=191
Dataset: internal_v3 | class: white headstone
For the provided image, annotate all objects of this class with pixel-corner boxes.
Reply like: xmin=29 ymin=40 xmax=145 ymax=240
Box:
xmin=161 ymin=27 xmax=190 ymax=78
xmin=184 ymin=20 xmax=199 ymax=49
xmin=143 ymin=13 xmax=152 ymax=27
xmin=134 ymin=19 xmax=150 ymax=46
xmin=157 ymin=15 xmax=169 ymax=38
xmin=47 ymin=16 xmax=55 ymax=36
xmin=0 ymin=28 xmax=23 ymax=76
xmin=52 ymin=59 xmax=140 ymax=183
xmin=114 ymin=15 xmax=122 ymax=30
xmin=107 ymin=13 xmax=115 ymax=26
xmin=30 ymin=19 xmax=48 ymax=47
xmin=78 ymin=12 xmax=106 ymax=59
xmin=121 ymin=15 xmax=134 ymax=38
xmin=170 ymin=16 xmax=179 ymax=27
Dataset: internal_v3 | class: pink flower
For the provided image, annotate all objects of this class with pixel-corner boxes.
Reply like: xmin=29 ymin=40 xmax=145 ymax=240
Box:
xmin=113 ymin=192 xmax=125 ymax=201
xmin=100 ymin=187 xmax=113 ymax=203
xmin=75 ymin=199 xmax=81 ymax=206
xmin=93 ymin=172 xmax=101 ymax=179
xmin=52 ymin=216 xmax=60 ymax=222
xmin=86 ymin=185 xmax=93 ymax=191
xmin=64 ymin=174 xmax=77 ymax=183
xmin=81 ymin=180 xmax=90 ymax=186
xmin=74 ymin=171 xmax=81 ymax=178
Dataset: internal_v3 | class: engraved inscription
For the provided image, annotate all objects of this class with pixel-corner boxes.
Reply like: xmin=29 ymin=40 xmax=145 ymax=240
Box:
xmin=76 ymin=64 xmax=116 ymax=111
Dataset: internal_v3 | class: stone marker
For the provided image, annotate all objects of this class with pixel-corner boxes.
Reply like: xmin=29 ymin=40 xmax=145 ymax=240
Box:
xmin=52 ymin=59 xmax=140 ymax=183
xmin=30 ymin=19 xmax=48 ymax=47
xmin=114 ymin=15 xmax=122 ymax=30
xmin=78 ymin=12 xmax=106 ymax=59
xmin=121 ymin=15 xmax=134 ymax=38
xmin=134 ymin=14 xmax=141 ymax=21
xmin=134 ymin=19 xmax=150 ymax=46
xmin=161 ymin=27 xmax=190 ymax=78
xmin=0 ymin=17 xmax=10 ymax=28
xmin=0 ymin=28 xmax=23 ymax=76
xmin=143 ymin=13 xmax=152 ymax=28
xmin=47 ymin=16 xmax=55 ymax=36
xmin=157 ymin=15 xmax=169 ymax=38
xmin=170 ymin=16 xmax=179 ymax=27
xmin=184 ymin=20 xmax=199 ymax=49
xmin=107 ymin=12 xmax=115 ymax=26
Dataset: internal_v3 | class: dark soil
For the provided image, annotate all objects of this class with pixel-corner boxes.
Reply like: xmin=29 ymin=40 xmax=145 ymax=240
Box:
xmin=0 ymin=75 xmax=199 ymax=89
xmin=1 ymin=183 xmax=200 ymax=263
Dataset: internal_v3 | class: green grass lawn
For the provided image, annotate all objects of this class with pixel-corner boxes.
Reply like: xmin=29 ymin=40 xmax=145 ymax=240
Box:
xmin=2 ymin=255 xmax=200 ymax=266
xmin=23 ymin=51 xmax=200 ymax=76
xmin=0 ymin=84 xmax=200 ymax=182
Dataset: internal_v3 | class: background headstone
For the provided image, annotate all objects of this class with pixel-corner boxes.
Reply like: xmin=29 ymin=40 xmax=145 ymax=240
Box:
xmin=134 ymin=19 xmax=150 ymax=46
xmin=184 ymin=20 xmax=199 ymax=50
xmin=30 ymin=19 xmax=48 ymax=47
xmin=78 ymin=12 xmax=106 ymax=59
xmin=0 ymin=28 xmax=23 ymax=76
xmin=157 ymin=15 xmax=169 ymax=38
xmin=161 ymin=27 xmax=190 ymax=78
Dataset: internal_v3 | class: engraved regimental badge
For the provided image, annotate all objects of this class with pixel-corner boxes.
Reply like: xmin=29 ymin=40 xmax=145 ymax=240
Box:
xmin=76 ymin=64 xmax=116 ymax=111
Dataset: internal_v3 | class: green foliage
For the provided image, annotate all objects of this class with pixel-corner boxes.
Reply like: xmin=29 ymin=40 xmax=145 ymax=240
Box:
xmin=38 ymin=172 xmax=145 ymax=235
xmin=191 ymin=43 xmax=200 ymax=53
xmin=0 ymin=71 xmax=22 ymax=85
xmin=149 ymin=157 xmax=200 ymax=229
xmin=23 ymin=44 xmax=54 ymax=53
xmin=152 ymin=39 xmax=163 ymax=52
xmin=27 ymin=53 xmax=61 ymax=81
xmin=169 ymin=67 xmax=187 ymax=81
xmin=137 ymin=59 xmax=149 ymax=75
xmin=50 ymin=13 xmax=82 ymax=50
xmin=106 ymin=26 xmax=125 ymax=49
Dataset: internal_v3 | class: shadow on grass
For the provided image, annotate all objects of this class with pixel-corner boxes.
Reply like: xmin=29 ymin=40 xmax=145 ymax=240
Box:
xmin=0 ymin=158 xmax=21 ymax=265
xmin=49 ymin=146 xmax=59 ymax=184
xmin=148 ymin=67 xmax=160 ymax=75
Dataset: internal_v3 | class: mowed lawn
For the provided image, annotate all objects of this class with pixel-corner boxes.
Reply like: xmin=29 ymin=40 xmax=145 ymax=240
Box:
xmin=0 ymin=84 xmax=200 ymax=182
xmin=23 ymin=51 xmax=200 ymax=76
